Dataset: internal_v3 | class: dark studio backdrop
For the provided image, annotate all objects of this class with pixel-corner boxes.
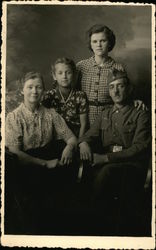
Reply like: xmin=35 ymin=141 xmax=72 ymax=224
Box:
xmin=6 ymin=4 xmax=152 ymax=112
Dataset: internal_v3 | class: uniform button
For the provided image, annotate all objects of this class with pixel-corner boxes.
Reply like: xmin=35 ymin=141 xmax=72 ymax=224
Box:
xmin=116 ymin=110 xmax=119 ymax=113
xmin=115 ymin=122 xmax=118 ymax=126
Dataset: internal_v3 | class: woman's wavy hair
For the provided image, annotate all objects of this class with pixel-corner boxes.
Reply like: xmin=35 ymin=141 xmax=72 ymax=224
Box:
xmin=21 ymin=71 xmax=45 ymax=89
xmin=86 ymin=24 xmax=116 ymax=52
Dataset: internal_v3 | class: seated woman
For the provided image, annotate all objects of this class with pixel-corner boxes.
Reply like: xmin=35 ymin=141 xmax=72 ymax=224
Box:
xmin=5 ymin=71 xmax=77 ymax=234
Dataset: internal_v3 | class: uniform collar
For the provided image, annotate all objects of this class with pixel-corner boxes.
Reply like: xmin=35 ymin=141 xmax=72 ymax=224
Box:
xmin=112 ymin=104 xmax=133 ymax=115
xmin=90 ymin=56 xmax=115 ymax=68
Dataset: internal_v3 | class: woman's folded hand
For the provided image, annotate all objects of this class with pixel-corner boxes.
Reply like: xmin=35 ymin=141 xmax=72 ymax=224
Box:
xmin=134 ymin=99 xmax=148 ymax=111
xmin=79 ymin=142 xmax=92 ymax=162
xmin=60 ymin=145 xmax=73 ymax=166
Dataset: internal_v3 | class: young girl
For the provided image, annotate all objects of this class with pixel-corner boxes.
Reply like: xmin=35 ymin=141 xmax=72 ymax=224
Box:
xmin=77 ymin=24 xmax=144 ymax=126
xmin=42 ymin=57 xmax=88 ymax=138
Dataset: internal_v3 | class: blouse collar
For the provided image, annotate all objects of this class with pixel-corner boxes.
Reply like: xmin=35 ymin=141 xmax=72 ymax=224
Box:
xmin=91 ymin=56 xmax=115 ymax=68
xmin=21 ymin=103 xmax=43 ymax=116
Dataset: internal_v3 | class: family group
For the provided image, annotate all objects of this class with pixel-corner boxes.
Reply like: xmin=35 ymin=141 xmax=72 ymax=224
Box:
xmin=5 ymin=24 xmax=151 ymax=235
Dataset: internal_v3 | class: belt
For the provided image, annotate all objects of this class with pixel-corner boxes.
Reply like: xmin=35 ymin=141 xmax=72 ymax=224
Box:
xmin=103 ymin=145 xmax=123 ymax=153
xmin=89 ymin=100 xmax=111 ymax=106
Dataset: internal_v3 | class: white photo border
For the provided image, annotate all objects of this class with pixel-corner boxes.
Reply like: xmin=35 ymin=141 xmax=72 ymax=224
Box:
xmin=1 ymin=1 xmax=155 ymax=249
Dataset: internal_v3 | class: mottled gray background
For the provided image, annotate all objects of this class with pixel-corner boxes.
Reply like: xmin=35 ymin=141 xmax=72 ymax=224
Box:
xmin=6 ymin=4 xmax=152 ymax=111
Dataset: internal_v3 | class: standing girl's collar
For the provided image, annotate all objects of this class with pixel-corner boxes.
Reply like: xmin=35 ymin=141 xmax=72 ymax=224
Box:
xmin=92 ymin=56 xmax=114 ymax=67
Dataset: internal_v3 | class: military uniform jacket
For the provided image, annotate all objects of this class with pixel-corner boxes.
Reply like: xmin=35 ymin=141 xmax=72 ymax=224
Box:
xmin=79 ymin=104 xmax=151 ymax=164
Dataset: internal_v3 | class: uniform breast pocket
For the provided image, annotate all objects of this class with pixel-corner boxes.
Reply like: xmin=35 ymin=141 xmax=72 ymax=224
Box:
xmin=101 ymin=119 xmax=110 ymax=131
xmin=123 ymin=123 xmax=136 ymax=146
xmin=123 ymin=123 xmax=136 ymax=133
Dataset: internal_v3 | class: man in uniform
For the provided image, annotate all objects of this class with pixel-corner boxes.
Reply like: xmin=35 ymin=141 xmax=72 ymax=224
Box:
xmin=78 ymin=69 xmax=151 ymax=234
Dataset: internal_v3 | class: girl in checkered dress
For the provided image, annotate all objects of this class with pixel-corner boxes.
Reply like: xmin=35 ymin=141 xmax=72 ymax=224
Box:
xmin=77 ymin=24 xmax=144 ymax=126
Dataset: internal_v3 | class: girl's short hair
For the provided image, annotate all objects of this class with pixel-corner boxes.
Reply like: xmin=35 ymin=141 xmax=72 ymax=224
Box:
xmin=21 ymin=71 xmax=45 ymax=89
xmin=51 ymin=57 xmax=76 ymax=74
xmin=86 ymin=24 xmax=116 ymax=52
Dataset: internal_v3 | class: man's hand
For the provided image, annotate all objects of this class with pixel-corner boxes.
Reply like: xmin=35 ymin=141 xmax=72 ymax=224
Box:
xmin=60 ymin=145 xmax=73 ymax=166
xmin=92 ymin=153 xmax=108 ymax=167
xmin=79 ymin=142 xmax=92 ymax=162
xmin=134 ymin=100 xmax=148 ymax=111
xmin=46 ymin=159 xmax=59 ymax=169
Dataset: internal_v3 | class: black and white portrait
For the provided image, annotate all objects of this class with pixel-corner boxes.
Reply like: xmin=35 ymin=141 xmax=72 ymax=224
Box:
xmin=1 ymin=1 xmax=155 ymax=249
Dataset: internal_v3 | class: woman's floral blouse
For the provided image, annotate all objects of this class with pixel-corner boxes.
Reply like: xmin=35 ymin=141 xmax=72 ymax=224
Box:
xmin=6 ymin=103 xmax=74 ymax=151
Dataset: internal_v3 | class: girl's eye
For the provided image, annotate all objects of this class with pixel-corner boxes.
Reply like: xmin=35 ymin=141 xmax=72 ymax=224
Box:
xmin=101 ymin=39 xmax=107 ymax=43
xmin=118 ymin=84 xmax=124 ymax=88
xmin=109 ymin=85 xmax=114 ymax=90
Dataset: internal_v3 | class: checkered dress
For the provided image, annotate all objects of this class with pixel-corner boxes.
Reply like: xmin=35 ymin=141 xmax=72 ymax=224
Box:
xmin=77 ymin=56 xmax=125 ymax=125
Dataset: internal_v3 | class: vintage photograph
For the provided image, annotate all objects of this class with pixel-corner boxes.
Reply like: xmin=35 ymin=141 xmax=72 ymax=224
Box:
xmin=1 ymin=1 xmax=155 ymax=248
